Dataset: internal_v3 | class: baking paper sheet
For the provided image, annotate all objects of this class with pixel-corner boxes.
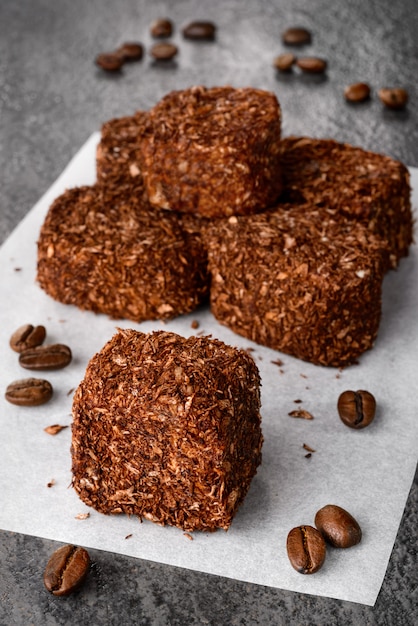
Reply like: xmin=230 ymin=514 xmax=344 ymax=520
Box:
xmin=0 ymin=133 xmax=417 ymax=606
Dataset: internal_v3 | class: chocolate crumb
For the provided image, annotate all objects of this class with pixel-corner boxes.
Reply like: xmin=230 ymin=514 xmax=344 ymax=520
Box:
xmin=125 ymin=533 xmax=133 ymax=540
xmin=293 ymin=399 xmax=302 ymax=404
xmin=44 ymin=424 xmax=69 ymax=435
xmin=288 ymin=409 xmax=314 ymax=420
xmin=305 ymin=453 xmax=312 ymax=459
xmin=183 ymin=532 xmax=194 ymax=541
xmin=75 ymin=513 xmax=90 ymax=520
xmin=47 ymin=479 xmax=56 ymax=488
xmin=190 ymin=319 xmax=200 ymax=329
xmin=271 ymin=358 xmax=284 ymax=367
xmin=303 ymin=443 xmax=315 ymax=452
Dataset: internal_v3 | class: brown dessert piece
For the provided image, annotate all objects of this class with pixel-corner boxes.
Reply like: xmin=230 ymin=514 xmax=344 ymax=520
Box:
xmin=96 ymin=110 xmax=148 ymax=194
xmin=37 ymin=94 xmax=412 ymax=368
xmin=280 ymin=137 xmax=412 ymax=269
xmin=139 ymin=85 xmax=283 ymax=218
xmin=71 ymin=329 xmax=263 ymax=531
xmin=37 ymin=185 xmax=209 ymax=322
xmin=96 ymin=110 xmax=210 ymax=268
xmin=203 ymin=206 xmax=387 ymax=367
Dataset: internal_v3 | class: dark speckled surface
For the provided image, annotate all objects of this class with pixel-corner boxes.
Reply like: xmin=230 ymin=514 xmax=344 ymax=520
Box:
xmin=1 ymin=1 xmax=417 ymax=624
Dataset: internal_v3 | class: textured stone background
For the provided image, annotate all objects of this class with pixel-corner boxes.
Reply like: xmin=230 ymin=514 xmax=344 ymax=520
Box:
xmin=0 ymin=0 xmax=417 ymax=624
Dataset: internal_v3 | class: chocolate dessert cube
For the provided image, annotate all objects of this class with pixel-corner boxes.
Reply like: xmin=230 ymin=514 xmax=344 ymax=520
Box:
xmin=71 ymin=330 xmax=263 ymax=531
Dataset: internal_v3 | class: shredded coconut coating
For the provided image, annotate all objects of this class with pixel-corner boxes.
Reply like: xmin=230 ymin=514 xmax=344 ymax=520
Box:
xmin=71 ymin=329 xmax=263 ymax=531
xmin=203 ymin=207 xmax=387 ymax=367
xmin=96 ymin=110 xmax=148 ymax=194
xmin=37 ymin=185 xmax=209 ymax=321
xmin=139 ymin=86 xmax=283 ymax=218
xmin=97 ymin=109 xmax=212 ymax=256
xmin=37 ymin=100 xmax=413 ymax=365
xmin=280 ymin=137 xmax=413 ymax=269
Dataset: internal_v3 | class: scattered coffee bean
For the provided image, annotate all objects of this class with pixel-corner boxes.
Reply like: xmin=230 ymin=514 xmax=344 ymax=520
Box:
xmin=150 ymin=42 xmax=178 ymax=60
xmin=19 ymin=344 xmax=72 ymax=371
xmin=115 ymin=42 xmax=144 ymax=62
xmin=150 ymin=18 xmax=173 ymax=38
xmin=95 ymin=52 xmax=124 ymax=71
xmin=5 ymin=378 xmax=53 ymax=407
xmin=282 ymin=27 xmax=312 ymax=46
xmin=286 ymin=525 xmax=326 ymax=574
xmin=378 ymin=87 xmax=409 ymax=110
xmin=344 ymin=82 xmax=371 ymax=103
xmin=182 ymin=21 xmax=216 ymax=40
xmin=273 ymin=53 xmax=296 ymax=72
xmin=296 ymin=57 xmax=327 ymax=74
xmin=337 ymin=389 xmax=376 ymax=429
xmin=9 ymin=324 xmax=46 ymax=353
xmin=315 ymin=504 xmax=362 ymax=548
xmin=43 ymin=544 xmax=90 ymax=596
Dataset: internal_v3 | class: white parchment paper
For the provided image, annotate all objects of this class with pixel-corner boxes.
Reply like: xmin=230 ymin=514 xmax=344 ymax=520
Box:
xmin=0 ymin=134 xmax=417 ymax=606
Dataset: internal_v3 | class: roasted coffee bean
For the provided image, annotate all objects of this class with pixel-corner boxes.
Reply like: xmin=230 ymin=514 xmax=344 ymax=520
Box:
xmin=378 ymin=87 xmax=409 ymax=110
xmin=286 ymin=525 xmax=326 ymax=574
xmin=115 ymin=42 xmax=144 ymax=62
xmin=19 ymin=344 xmax=72 ymax=371
xmin=43 ymin=544 xmax=90 ymax=596
xmin=344 ymin=82 xmax=371 ymax=103
xmin=182 ymin=21 xmax=216 ymax=40
xmin=5 ymin=378 xmax=53 ymax=407
xmin=296 ymin=57 xmax=327 ymax=73
xmin=282 ymin=27 xmax=312 ymax=46
xmin=95 ymin=52 xmax=124 ymax=71
xmin=150 ymin=42 xmax=178 ymax=60
xmin=150 ymin=18 xmax=173 ymax=38
xmin=315 ymin=504 xmax=362 ymax=548
xmin=9 ymin=324 xmax=46 ymax=353
xmin=337 ymin=389 xmax=376 ymax=429
xmin=273 ymin=53 xmax=296 ymax=72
